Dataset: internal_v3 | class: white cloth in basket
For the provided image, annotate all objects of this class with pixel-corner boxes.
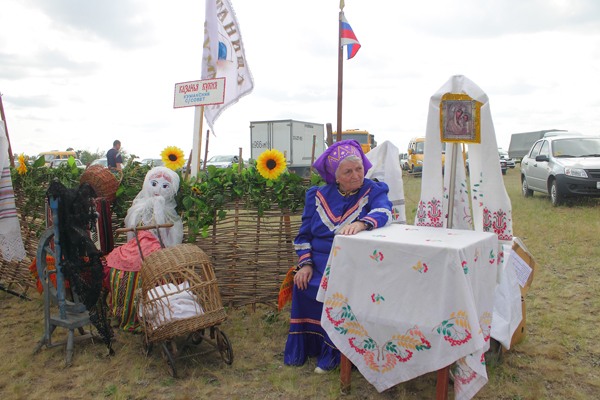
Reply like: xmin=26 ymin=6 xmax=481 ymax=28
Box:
xmin=141 ymin=281 xmax=204 ymax=326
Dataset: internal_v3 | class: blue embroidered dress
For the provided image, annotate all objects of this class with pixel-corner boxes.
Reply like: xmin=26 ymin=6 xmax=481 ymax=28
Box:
xmin=284 ymin=179 xmax=393 ymax=370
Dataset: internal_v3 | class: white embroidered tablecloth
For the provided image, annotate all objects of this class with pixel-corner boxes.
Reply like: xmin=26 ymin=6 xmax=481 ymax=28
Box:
xmin=316 ymin=225 xmax=498 ymax=400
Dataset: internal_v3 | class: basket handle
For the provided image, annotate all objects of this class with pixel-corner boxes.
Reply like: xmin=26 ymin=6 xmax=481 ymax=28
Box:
xmin=115 ymin=223 xmax=174 ymax=235
xmin=107 ymin=167 xmax=124 ymax=184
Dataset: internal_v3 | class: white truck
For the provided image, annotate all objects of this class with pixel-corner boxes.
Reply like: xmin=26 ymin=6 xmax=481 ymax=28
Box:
xmin=250 ymin=120 xmax=325 ymax=178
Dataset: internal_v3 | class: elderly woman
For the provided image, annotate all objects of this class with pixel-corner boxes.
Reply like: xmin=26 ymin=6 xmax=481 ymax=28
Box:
xmin=284 ymin=140 xmax=393 ymax=373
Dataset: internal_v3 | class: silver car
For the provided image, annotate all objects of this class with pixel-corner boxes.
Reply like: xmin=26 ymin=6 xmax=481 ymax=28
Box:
xmin=521 ymin=135 xmax=600 ymax=206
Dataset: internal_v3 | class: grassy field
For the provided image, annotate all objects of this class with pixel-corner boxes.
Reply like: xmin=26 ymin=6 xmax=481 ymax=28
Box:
xmin=1 ymin=166 xmax=599 ymax=399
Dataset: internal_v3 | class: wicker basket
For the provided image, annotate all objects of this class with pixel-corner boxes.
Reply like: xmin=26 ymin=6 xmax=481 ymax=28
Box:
xmin=138 ymin=244 xmax=228 ymax=343
xmin=79 ymin=165 xmax=121 ymax=203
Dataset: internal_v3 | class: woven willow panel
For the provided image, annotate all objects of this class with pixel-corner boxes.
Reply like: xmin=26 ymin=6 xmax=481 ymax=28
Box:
xmin=189 ymin=201 xmax=302 ymax=309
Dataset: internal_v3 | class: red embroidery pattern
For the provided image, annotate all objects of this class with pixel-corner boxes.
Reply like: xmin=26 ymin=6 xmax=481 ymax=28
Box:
xmin=482 ymin=207 xmax=513 ymax=241
xmin=434 ymin=310 xmax=472 ymax=347
xmin=416 ymin=198 xmax=444 ymax=227
xmin=454 ymin=358 xmax=478 ymax=393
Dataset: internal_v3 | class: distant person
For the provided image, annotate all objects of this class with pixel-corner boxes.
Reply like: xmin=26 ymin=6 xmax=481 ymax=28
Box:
xmin=107 ymin=140 xmax=123 ymax=170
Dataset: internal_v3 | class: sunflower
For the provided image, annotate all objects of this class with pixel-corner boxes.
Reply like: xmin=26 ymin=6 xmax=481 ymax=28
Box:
xmin=161 ymin=146 xmax=186 ymax=171
xmin=256 ymin=149 xmax=286 ymax=180
xmin=16 ymin=153 xmax=27 ymax=175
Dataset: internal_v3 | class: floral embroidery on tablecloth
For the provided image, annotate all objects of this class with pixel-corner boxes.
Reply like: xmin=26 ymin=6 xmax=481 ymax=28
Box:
xmin=413 ymin=261 xmax=428 ymax=274
xmin=370 ymin=250 xmax=384 ymax=262
xmin=474 ymin=248 xmax=479 ymax=262
xmin=478 ymin=311 xmax=492 ymax=342
xmin=325 ymin=293 xmax=431 ymax=373
xmin=462 ymin=261 xmax=468 ymax=274
xmin=320 ymin=263 xmax=333 ymax=290
xmin=454 ymin=358 xmax=478 ymax=394
xmin=497 ymin=250 xmax=504 ymax=266
xmin=426 ymin=239 xmax=442 ymax=242
xmin=415 ymin=198 xmax=443 ymax=227
xmin=434 ymin=310 xmax=472 ymax=347
xmin=371 ymin=293 xmax=384 ymax=304
xmin=489 ymin=250 xmax=495 ymax=264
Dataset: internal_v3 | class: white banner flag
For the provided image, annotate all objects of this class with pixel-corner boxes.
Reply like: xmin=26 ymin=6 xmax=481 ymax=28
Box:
xmin=202 ymin=0 xmax=254 ymax=133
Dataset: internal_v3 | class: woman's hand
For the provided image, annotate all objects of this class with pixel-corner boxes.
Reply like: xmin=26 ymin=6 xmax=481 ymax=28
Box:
xmin=338 ymin=221 xmax=368 ymax=236
xmin=294 ymin=264 xmax=313 ymax=290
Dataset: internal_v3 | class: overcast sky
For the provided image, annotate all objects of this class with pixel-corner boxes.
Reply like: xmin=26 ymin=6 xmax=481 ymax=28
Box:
xmin=2 ymin=0 xmax=599 ymax=161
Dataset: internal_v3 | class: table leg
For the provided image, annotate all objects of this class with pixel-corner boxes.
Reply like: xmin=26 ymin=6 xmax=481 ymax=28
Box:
xmin=340 ymin=354 xmax=352 ymax=394
xmin=436 ymin=365 xmax=450 ymax=400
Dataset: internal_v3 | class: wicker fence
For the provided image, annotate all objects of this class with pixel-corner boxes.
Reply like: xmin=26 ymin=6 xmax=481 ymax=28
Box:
xmin=190 ymin=201 xmax=301 ymax=309
xmin=1 ymin=190 xmax=301 ymax=310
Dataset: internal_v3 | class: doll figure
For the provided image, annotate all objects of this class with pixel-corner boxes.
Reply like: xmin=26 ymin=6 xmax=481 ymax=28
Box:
xmin=124 ymin=167 xmax=183 ymax=248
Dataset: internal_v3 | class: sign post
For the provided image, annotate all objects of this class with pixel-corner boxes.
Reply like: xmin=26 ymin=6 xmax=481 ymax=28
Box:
xmin=174 ymin=78 xmax=225 ymax=176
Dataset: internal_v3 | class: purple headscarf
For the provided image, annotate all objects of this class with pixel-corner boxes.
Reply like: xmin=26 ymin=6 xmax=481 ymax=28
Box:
xmin=312 ymin=139 xmax=373 ymax=184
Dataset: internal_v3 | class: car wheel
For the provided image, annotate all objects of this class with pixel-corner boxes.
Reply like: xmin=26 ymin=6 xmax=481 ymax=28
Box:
xmin=409 ymin=164 xmax=414 ymax=173
xmin=550 ymin=180 xmax=564 ymax=206
xmin=522 ymin=177 xmax=533 ymax=197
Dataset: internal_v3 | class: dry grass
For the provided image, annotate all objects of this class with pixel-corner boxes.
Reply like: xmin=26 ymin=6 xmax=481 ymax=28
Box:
xmin=1 ymin=167 xmax=599 ymax=399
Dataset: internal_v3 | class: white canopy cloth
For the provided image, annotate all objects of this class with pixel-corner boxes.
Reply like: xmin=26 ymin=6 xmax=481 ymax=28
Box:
xmin=317 ymin=225 xmax=498 ymax=400
xmin=414 ymin=75 xmax=521 ymax=349
xmin=415 ymin=75 xmax=513 ymax=244
xmin=365 ymin=140 xmax=406 ymax=224
xmin=0 ymin=122 xmax=26 ymax=262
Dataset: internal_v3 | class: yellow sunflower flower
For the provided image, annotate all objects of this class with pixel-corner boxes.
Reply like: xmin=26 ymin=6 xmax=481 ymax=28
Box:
xmin=256 ymin=149 xmax=286 ymax=180
xmin=16 ymin=153 xmax=27 ymax=175
xmin=161 ymin=146 xmax=186 ymax=171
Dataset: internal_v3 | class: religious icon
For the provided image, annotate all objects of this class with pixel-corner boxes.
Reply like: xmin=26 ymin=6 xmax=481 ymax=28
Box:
xmin=440 ymin=93 xmax=481 ymax=143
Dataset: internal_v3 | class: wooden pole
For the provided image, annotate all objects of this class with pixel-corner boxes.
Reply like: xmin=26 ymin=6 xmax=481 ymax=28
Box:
xmin=436 ymin=365 xmax=450 ymax=400
xmin=203 ymin=130 xmax=210 ymax=172
xmin=0 ymin=93 xmax=15 ymax=167
xmin=310 ymin=135 xmax=316 ymax=176
xmin=326 ymin=123 xmax=333 ymax=146
xmin=238 ymin=147 xmax=243 ymax=173
xmin=340 ymin=354 xmax=352 ymax=393
xmin=184 ymin=149 xmax=193 ymax=181
xmin=447 ymin=143 xmax=458 ymax=229
xmin=194 ymin=106 xmax=205 ymax=176
xmin=336 ymin=11 xmax=343 ymax=142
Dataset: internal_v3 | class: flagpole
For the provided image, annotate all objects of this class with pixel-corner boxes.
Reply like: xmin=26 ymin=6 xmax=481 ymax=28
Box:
xmin=336 ymin=7 xmax=344 ymax=142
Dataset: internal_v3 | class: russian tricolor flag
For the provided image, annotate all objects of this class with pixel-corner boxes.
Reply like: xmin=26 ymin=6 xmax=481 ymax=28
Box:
xmin=341 ymin=14 xmax=361 ymax=60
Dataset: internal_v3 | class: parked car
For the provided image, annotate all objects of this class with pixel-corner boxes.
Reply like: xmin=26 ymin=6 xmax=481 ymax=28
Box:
xmin=205 ymin=155 xmax=240 ymax=169
xmin=140 ymin=158 xmax=164 ymax=167
xmin=90 ymin=158 xmax=108 ymax=167
xmin=38 ymin=150 xmax=77 ymax=166
xmin=521 ymin=135 xmax=600 ymax=206
xmin=498 ymin=149 xmax=516 ymax=169
xmin=49 ymin=158 xmax=86 ymax=170
xmin=465 ymin=157 xmax=507 ymax=175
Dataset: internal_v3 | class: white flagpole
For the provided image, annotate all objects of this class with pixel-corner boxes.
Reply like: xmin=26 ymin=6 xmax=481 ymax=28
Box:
xmin=191 ymin=106 xmax=204 ymax=176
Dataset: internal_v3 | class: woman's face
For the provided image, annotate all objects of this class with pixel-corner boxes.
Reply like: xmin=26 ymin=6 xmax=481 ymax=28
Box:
xmin=336 ymin=159 xmax=364 ymax=192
